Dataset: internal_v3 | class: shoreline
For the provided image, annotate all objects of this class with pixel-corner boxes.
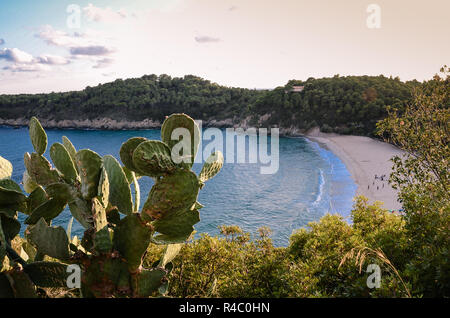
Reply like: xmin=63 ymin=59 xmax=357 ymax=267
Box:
xmin=305 ymin=128 xmax=404 ymax=211
xmin=0 ymin=118 xmax=404 ymax=209
xmin=0 ymin=117 xmax=305 ymax=136
xmin=1 ymin=120 xmax=404 ymax=213
xmin=0 ymin=117 xmax=162 ymax=130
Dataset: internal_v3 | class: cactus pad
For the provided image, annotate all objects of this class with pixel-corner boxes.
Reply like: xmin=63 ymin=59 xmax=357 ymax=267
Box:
xmin=103 ymin=155 xmax=133 ymax=215
xmin=0 ymin=183 xmax=27 ymax=208
xmin=0 ymin=178 xmax=22 ymax=192
xmin=75 ymin=149 xmax=102 ymax=200
xmin=68 ymin=197 xmax=92 ymax=229
xmin=141 ymin=170 xmax=200 ymax=220
xmin=92 ymin=197 xmax=108 ymax=232
xmin=161 ymin=113 xmax=200 ymax=168
xmin=62 ymin=136 xmax=77 ymax=163
xmin=81 ymin=257 xmax=131 ymax=297
xmin=29 ymin=117 xmax=47 ymax=155
xmin=50 ymin=142 xmax=79 ymax=182
xmin=25 ymin=218 xmax=70 ymax=260
xmin=199 ymin=151 xmax=224 ymax=182
xmin=122 ymin=166 xmax=142 ymax=184
xmin=133 ymin=268 xmax=167 ymax=297
xmin=3 ymin=270 xmax=37 ymax=298
xmin=93 ymin=226 xmax=113 ymax=254
xmin=24 ymin=198 xmax=67 ymax=225
xmin=1 ymin=214 xmax=21 ymax=241
xmin=28 ymin=186 xmax=48 ymax=214
xmin=22 ymin=171 xmax=38 ymax=194
xmin=45 ymin=183 xmax=77 ymax=203
xmin=0 ymin=155 xmax=12 ymax=180
xmin=23 ymin=262 xmax=69 ymax=288
xmin=119 ymin=137 xmax=147 ymax=173
xmin=159 ymin=244 xmax=182 ymax=268
xmin=132 ymin=140 xmax=177 ymax=177
xmin=152 ymin=208 xmax=200 ymax=244
xmin=25 ymin=153 xmax=60 ymax=186
xmin=97 ymin=168 xmax=109 ymax=209
xmin=113 ymin=213 xmax=154 ymax=272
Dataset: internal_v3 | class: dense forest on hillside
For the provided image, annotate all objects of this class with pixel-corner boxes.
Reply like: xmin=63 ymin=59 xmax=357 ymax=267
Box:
xmin=0 ymin=73 xmax=419 ymax=135
xmin=251 ymin=75 xmax=418 ymax=135
xmin=0 ymin=75 xmax=262 ymax=123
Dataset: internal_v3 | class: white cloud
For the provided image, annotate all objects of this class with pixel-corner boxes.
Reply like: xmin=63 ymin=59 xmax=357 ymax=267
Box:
xmin=83 ymin=4 xmax=128 ymax=22
xmin=0 ymin=47 xmax=70 ymax=73
xmin=70 ymin=46 xmax=115 ymax=56
xmin=3 ymin=63 xmax=51 ymax=72
xmin=36 ymin=25 xmax=115 ymax=55
xmin=35 ymin=24 xmax=117 ymax=70
xmin=37 ymin=25 xmax=81 ymax=47
xmin=93 ymin=57 xmax=114 ymax=68
xmin=0 ymin=48 xmax=34 ymax=63
xmin=36 ymin=54 xmax=70 ymax=65
xmin=195 ymin=36 xmax=221 ymax=43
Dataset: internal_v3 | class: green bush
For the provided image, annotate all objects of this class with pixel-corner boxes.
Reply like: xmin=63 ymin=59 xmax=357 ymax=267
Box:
xmin=377 ymin=67 xmax=449 ymax=297
xmin=142 ymin=196 xmax=415 ymax=298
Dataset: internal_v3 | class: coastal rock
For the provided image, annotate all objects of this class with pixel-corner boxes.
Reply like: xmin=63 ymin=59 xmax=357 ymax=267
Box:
xmin=0 ymin=115 xmax=303 ymax=136
xmin=278 ymin=126 xmax=304 ymax=137
xmin=0 ymin=117 xmax=161 ymax=130
xmin=203 ymin=118 xmax=234 ymax=128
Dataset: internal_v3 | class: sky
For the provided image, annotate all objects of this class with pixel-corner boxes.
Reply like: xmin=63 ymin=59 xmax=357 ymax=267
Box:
xmin=0 ymin=0 xmax=449 ymax=94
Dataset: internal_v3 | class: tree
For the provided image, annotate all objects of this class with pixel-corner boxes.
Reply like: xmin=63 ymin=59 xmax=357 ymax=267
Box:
xmin=377 ymin=66 xmax=449 ymax=297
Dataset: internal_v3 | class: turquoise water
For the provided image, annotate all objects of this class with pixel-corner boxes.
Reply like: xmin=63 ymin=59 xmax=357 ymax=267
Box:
xmin=0 ymin=126 xmax=356 ymax=246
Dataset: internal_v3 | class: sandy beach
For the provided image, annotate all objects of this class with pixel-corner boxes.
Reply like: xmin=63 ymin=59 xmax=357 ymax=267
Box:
xmin=306 ymin=128 xmax=405 ymax=211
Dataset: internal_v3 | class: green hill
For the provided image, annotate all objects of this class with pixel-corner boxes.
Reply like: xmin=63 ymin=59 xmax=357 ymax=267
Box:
xmin=0 ymin=73 xmax=418 ymax=135
xmin=251 ymin=75 xmax=418 ymax=135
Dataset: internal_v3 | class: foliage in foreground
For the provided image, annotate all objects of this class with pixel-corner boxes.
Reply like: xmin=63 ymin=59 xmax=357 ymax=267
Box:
xmin=143 ymin=197 xmax=412 ymax=298
xmin=377 ymin=66 xmax=449 ymax=297
xmin=0 ymin=114 xmax=224 ymax=297
xmin=144 ymin=68 xmax=448 ymax=298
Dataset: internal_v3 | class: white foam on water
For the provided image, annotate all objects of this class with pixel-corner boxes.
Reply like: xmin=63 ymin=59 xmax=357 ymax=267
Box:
xmin=313 ymin=169 xmax=325 ymax=206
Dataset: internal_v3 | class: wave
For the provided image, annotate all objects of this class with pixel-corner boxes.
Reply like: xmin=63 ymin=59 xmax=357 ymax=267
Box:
xmin=313 ymin=169 xmax=325 ymax=206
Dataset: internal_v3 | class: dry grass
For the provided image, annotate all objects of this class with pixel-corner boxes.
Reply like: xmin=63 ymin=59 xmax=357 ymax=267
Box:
xmin=339 ymin=246 xmax=411 ymax=297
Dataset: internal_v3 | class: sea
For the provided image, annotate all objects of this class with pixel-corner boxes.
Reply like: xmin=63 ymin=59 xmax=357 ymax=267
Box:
xmin=0 ymin=126 xmax=357 ymax=246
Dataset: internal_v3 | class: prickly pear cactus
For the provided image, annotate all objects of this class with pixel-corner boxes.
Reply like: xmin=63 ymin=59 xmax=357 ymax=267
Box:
xmin=0 ymin=114 xmax=223 ymax=298
xmin=199 ymin=151 xmax=224 ymax=183
xmin=0 ymin=155 xmax=12 ymax=180
xmin=132 ymin=140 xmax=177 ymax=177
xmin=141 ymin=170 xmax=200 ymax=220
xmin=161 ymin=113 xmax=200 ymax=168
